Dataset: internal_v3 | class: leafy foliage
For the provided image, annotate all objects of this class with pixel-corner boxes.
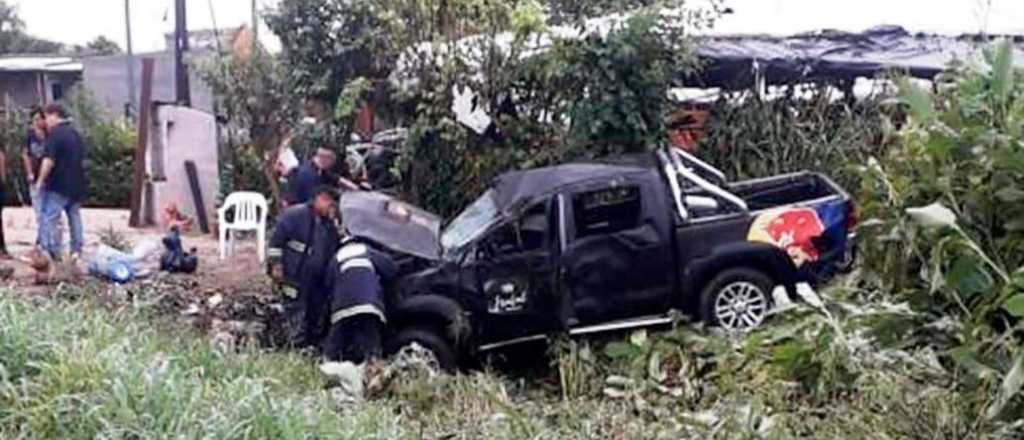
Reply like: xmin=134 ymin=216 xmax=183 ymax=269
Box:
xmin=66 ymin=86 xmax=136 ymax=208
xmin=71 ymin=36 xmax=122 ymax=56
xmin=400 ymin=2 xmax=718 ymax=215
xmin=197 ymin=50 xmax=299 ymax=206
xmin=266 ymin=0 xmax=722 ymax=216
xmin=0 ymin=106 xmax=30 ymax=205
xmin=265 ymin=0 xmax=396 ymax=103
xmin=700 ymin=86 xmax=896 ymax=189
xmin=858 ymin=40 xmax=1024 ymax=420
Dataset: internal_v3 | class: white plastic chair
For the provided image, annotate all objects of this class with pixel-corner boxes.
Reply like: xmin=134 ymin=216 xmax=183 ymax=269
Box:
xmin=217 ymin=192 xmax=269 ymax=262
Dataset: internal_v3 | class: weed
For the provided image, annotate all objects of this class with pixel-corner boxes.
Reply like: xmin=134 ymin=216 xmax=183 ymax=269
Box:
xmin=97 ymin=225 xmax=132 ymax=252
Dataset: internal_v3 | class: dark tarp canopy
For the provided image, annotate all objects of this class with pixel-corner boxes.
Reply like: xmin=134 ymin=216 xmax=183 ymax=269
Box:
xmin=395 ymin=23 xmax=1023 ymax=93
xmin=691 ymin=25 xmax=1024 ymax=89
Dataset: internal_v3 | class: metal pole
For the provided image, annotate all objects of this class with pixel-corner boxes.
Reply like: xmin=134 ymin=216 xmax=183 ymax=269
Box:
xmin=174 ymin=0 xmax=191 ymax=106
xmin=124 ymin=0 xmax=137 ymax=119
xmin=252 ymin=0 xmax=258 ymax=42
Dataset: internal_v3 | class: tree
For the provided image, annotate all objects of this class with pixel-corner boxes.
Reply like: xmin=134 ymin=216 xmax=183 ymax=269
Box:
xmin=0 ymin=0 xmax=62 ymax=53
xmin=264 ymin=0 xmax=722 ymax=216
xmin=78 ymin=36 xmax=122 ymax=56
xmin=265 ymin=0 xmax=391 ymax=104
xmin=197 ymin=50 xmax=299 ymax=208
xmin=0 ymin=0 xmax=22 ymax=33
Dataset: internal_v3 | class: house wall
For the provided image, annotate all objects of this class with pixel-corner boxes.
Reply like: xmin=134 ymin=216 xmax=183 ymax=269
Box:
xmin=0 ymin=72 xmax=44 ymax=108
xmin=81 ymin=51 xmax=214 ymax=118
xmin=141 ymin=104 xmax=220 ymax=228
xmin=0 ymin=71 xmax=83 ymax=109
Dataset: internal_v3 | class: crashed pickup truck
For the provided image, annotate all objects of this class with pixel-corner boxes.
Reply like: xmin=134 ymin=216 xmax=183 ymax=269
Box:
xmin=341 ymin=147 xmax=855 ymax=368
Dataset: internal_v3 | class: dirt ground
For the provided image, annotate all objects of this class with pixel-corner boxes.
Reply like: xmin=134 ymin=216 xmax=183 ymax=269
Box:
xmin=1 ymin=206 xmax=266 ymax=294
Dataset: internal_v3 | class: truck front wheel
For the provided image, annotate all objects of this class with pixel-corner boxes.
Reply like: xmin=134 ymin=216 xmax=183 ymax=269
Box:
xmin=699 ymin=268 xmax=773 ymax=332
xmin=384 ymin=326 xmax=458 ymax=371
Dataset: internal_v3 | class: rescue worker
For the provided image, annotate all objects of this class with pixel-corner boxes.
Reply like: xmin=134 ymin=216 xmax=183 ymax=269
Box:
xmin=285 ymin=147 xmax=339 ymax=206
xmin=267 ymin=185 xmax=341 ymax=348
xmin=323 ymin=237 xmax=397 ymax=363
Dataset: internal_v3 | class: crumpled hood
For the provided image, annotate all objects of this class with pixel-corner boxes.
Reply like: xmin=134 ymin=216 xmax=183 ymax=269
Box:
xmin=339 ymin=191 xmax=441 ymax=261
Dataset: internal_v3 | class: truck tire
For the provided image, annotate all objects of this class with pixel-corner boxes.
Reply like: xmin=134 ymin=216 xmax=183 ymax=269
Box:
xmin=385 ymin=326 xmax=457 ymax=371
xmin=699 ymin=267 xmax=774 ymax=331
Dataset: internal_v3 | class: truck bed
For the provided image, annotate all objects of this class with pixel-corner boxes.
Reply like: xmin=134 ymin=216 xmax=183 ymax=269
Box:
xmin=727 ymin=172 xmax=843 ymax=211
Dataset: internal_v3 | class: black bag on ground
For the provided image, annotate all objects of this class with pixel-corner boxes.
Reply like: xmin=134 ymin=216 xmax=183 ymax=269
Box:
xmin=160 ymin=228 xmax=199 ymax=274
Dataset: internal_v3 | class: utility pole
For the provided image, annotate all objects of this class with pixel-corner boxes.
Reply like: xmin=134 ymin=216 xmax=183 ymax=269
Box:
xmin=124 ymin=0 xmax=137 ymax=119
xmin=252 ymin=0 xmax=258 ymax=42
xmin=174 ymin=0 xmax=191 ymax=107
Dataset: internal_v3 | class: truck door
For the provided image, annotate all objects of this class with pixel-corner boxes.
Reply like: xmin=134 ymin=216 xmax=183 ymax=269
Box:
xmin=559 ymin=182 xmax=675 ymax=326
xmin=472 ymin=199 xmax=562 ymax=341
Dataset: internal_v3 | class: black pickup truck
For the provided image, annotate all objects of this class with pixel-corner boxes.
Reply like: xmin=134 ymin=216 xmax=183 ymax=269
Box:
xmin=340 ymin=147 xmax=855 ymax=368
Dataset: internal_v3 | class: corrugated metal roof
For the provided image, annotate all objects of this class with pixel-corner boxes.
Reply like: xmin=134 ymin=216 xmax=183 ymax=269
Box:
xmin=0 ymin=56 xmax=83 ymax=73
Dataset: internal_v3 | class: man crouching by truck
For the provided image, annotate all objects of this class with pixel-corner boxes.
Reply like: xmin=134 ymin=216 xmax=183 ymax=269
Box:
xmin=323 ymin=237 xmax=396 ymax=363
xmin=267 ymin=186 xmax=340 ymax=349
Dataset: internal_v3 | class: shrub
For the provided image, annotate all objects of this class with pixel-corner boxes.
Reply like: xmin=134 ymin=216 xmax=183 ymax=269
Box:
xmin=699 ymin=86 xmax=895 ymax=189
xmin=0 ymin=107 xmax=31 ymax=205
xmin=857 ymin=41 xmax=1024 ymax=420
xmin=67 ymin=86 xmax=137 ymax=208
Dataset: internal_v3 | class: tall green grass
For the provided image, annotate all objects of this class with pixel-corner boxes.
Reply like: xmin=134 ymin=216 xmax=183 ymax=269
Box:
xmin=0 ymin=294 xmax=403 ymax=439
xmin=1 ymin=282 xmax=1017 ymax=439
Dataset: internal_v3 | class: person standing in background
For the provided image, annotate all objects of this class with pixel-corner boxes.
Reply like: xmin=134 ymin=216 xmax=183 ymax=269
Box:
xmin=285 ymin=146 xmax=339 ymax=207
xmin=0 ymin=146 xmax=9 ymax=259
xmin=23 ymin=107 xmax=48 ymax=248
xmin=36 ymin=104 xmax=86 ymax=261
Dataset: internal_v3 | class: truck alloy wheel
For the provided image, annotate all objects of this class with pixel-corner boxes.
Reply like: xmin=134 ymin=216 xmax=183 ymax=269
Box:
xmin=384 ymin=327 xmax=457 ymax=371
xmin=700 ymin=268 xmax=774 ymax=332
xmin=714 ymin=281 xmax=768 ymax=330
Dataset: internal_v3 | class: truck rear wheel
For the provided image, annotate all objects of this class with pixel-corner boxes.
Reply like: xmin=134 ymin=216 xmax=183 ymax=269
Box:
xmin=384 ymin=326 xmax=457 ymax=371
xmin=700 ymin=268 xmax=773 ymax=331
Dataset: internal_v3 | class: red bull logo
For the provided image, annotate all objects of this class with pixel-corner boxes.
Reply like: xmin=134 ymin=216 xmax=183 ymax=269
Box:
xmin=747 ymin=208 xmax=825 ymax=267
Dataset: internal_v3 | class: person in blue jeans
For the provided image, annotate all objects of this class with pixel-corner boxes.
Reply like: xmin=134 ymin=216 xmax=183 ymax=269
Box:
xmin=35 ymin=104 xmax=86 ymax=261
xmin=22 ymin=106 xmax=58 ymax=250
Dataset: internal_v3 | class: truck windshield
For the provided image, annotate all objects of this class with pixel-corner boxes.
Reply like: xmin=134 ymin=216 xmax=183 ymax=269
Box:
xmin=441 ymin=189 xmax=500 ymax=251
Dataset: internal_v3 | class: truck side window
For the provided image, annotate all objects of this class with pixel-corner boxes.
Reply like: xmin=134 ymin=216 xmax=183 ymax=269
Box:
xmin=572 ymin=186 xmax=642 ymax=238
xmin=489 ymin=203 xmax=549 ymax=254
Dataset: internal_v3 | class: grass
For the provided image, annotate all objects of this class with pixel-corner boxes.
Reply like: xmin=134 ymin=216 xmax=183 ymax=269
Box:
xmin=0 ymin=292 xmax=402 ymax=439
xmin=1 ymin=284 xmax=1021 ymax=439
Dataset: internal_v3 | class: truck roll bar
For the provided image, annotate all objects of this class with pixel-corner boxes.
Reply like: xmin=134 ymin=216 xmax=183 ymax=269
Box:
xmin=672 ymin=148 xmax=727 ymax=185
xmin=660 ymin=147 xmax=749 ymax=214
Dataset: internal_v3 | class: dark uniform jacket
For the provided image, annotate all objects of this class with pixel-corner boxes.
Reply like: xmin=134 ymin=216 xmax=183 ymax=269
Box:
xmin=267 ymin=204 xmax=340 ymax=302
xmin=286 ymin=162 xmax=338 ymax=206
xmin=328 ymin=239 xmax=397 ymax=325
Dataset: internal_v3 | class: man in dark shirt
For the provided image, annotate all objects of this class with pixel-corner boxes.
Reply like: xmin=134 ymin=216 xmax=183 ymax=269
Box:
xmin=35 ymin=104 xmax=87 ymax=260
xmin=285 ymin=146 xmax=339 ymax=206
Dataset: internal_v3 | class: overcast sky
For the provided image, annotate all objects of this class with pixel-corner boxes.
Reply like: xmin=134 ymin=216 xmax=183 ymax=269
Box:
xmin=11 ymin=0 xmax=1024 ymax=54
